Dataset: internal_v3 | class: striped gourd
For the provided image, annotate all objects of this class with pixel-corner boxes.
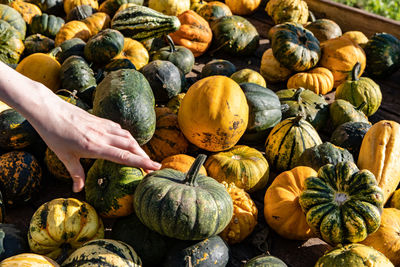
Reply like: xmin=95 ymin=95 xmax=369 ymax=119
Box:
xmin=0 ymin=253 xmax=59 ymax=266
xmin=265 ymin=116 xmax=322 ymax=172
xmin=61 ymin=239 xmax=141 ymax=267
xmin=111 ymin=5 xmax=181 ymax=42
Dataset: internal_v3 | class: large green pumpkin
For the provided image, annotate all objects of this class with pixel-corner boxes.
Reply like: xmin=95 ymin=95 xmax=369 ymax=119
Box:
xmin=29 ymin=14 xmax=65 ymax=38
xmin=56 ymin=38 xmax=86 ymax=63
xmin=244 ymin=255 xmax=287 ymax=267
xmin=99 ymin=0 xmax=144 ymax=19
xmin=0 ymin=4 xmax=26 ymax=39
xmin=299 ymin=161 xmax=384 ymax=245
xmin=85 ymin=159 xmax=144 ymax=218
xmin=329 ymin=99 xmax=370 ymax=129
xmin=0 ymin=224 xmax=28 ymax=261
xmin=23 ymin=34 xmax=55 ymax=56
xmin=210 ymin=15 xmax=259 ymax=56
xmin=200 ymin=59 xmax=237 ymax=78
xmin=134 ymin=154 xmax=233 ymax=240
xmin=66 ymin=5 xmax=96 ymax=21
xmin=92 ymin=69 xmax=156 ymax=145
xmin=0 ymin=20 xmax=24 ymax=64
xmin=277 ymin=87 xmax=329 ymax=131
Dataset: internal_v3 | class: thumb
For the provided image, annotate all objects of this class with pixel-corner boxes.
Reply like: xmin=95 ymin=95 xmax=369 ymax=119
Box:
xmin=63 ymin=158 xmax=86 ymax=193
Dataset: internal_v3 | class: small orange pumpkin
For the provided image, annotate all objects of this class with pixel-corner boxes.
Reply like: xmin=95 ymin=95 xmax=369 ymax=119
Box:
xmin=64 ymin=0 xmax=99 ymax=15
xmin=225 ymin=0 xmax=261 ymax=15
xmin=342 ymin=31 xmax=369 ymax=47
xmin=287 ymin=67 xmax=334 ymax=95
xmin=114 ymin=37 xmax=149 ymax=69
xmin=83 ymin=12 xmax=110 ymax=36
xmin=160 ymin=154 xmax=207 ymax=175
xmin=54 ymin=20 xmax=91 ymax=46
xmin=10 ymin=2 xmax=41 ymax=24
xmin=197 ymin=1 xmax=232 ymax=23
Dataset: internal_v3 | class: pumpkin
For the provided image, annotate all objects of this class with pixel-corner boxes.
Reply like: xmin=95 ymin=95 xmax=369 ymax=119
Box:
xmin=264 ymin=166 xmax=317 ymax=240
xmin=23 ymin=34 xmax=54 ymax=55
xmin=103 ymin=58 xmax=136 ymax=74
xmin=305 ymin=12 xmax=342 ymax=42
xmin=134 ymin=154 xmax=233 ymax=240
xmin=190 ymin=0 xmax=206 ymax=12
xmin=100 ymin=0 xmax=143 ymax=16
xmin=29 ymin=14 xmax=65 ymax=38
xmin=142 ymin=107 xmax=189 ymax=162
xmin=335 ymin=62 xmax=382 ymax=116
xmin=0 ymin=224 xmax=28 ymax=261
xmin=197 ymin=1 xmax=232 ymax=23
xmin=265 ymin=0 xmax=308 ymax=24
xmin=390 ymin=189 xmax=400 ymax=208
xmin=315 ymin=244 xmax=394 ymax=267
xmin=358 ymin=120 xmax=400 ymax=204
xmin=114 ymin=2 xmax=139 ymax=14
xmin=299 ymin=161 xmax=384 ymax=245
xmin=259 ymin=48 xmax=292 ymax=83
xmin=287 ymin=67 xmax=334 ymax=95
xmin=178 ymin=76 xmax=249 ymax=152
xmin=84 ymin=28 xmax=124 ymax=65
xmin=166 ymin=92 xmax=185 ymax=113
xmin=164 ymin=236 xmax=229 ymax=267
xmin=169 ymin=10 xmax=212 ymax=57
xmin=200 ymin=59 xmax=236 ymax=78
xmin=28 ymin=198 xmax=104 ymax=260
xmin=16 ymin=48 xmax=61 ymax=92
xmin=54 ymin=20 xmax=91 ymax=46
xmin=0 ymin=253 xmax=59 ymax=266
xmin=85 ymin=159 xmax=144 ymax=218
xmin=342 ymin=31 xmax=369 ymax=46
xmin=82 ymin=12 xmax=110 ymax=36
xmin=319 ymin=35 xmax=366 ymax=87
xmin=0 ymin=20 xmax=24 ymax=64
xmin=28 ymin=0 xmax=63 ymax=16
xmin=161 ymin=154 xmax=207 ymax=175
xmin=66 ymin=4 xmax=95 ymax=21
xmin=61 ymin=239 xmax=141 ymax=266
xmin=240 ymin=82 xmax=282 ymax=143
xmin=276 ymin=87 xmax=329 ymax=131
xmin=230 ymin=69 xmax=266 ymax=87
xmin=10 ymin=2 xmax=41 ymax=24
xmin=64 ymin=0 xmax=99 ymax=15
xmin=210 ymin=15 xmax=259 ymax=56
xmin=0 ymin=151 xmax=41 ymax=206
xmin=113 ymin=37 xmax=148 ymax=70
xmin=152 ymin=35 xmax=194 ymax=75
xmin=0 ymin=4 xmax=26 ymax=39
xmin=219 ymin=182 xmax=257 ymax=244
xmin=270 ymin=22 xmax=320 ymax=72
xmin=205 ymin=145 xmax=269 ymax=192
xmin=225 ymin=0 xmax=261 ymax=15
xmin=56 ymin=38 xmax=86 ymax=63
xmin=244 ymin=255 xmax=288 ymax=267
xmin=329 ymin=99 xmax=370 ymax=130
xmin=148 ymin=0 xmax=190 ymax=16
xmin=298 ymin=142 xmax=354 ymax=171
xmin=265 ymin=116 xmax=322 ymax=172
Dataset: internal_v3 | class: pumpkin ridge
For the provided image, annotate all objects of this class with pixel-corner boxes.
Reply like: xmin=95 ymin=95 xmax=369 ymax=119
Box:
xmin=156 ymin=183 xmax=175 ymax=236
xmin=287 ymin=131 xmax=299 ymax=170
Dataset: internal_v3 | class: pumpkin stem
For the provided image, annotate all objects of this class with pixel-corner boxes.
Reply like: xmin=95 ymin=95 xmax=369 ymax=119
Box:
xmin=97 ymin=177 xmax=107 ymax=189
xmin=351 ymin=62 xmax=361 ymax=81
xmin=293 ymin=114 xmax=304 ymax=125
xmin=309 ymin=11 xmax=316 ymax=22
xmin=165 ymin=35 xmax=176 ymax=53
xmin=55 ymin=243 xmax=71 ymax=264
xmin=208 ymin=40 xmax=231 ymax=56
xmin=294 ymin=87 xmax=305 ymax=102
xmin=48 ymin=47 xmax=62 ymax=59
xmin=357 ymin=101 xmax=367 ymax=111
xmin=184 ymin=154 xmax=207 ymax=186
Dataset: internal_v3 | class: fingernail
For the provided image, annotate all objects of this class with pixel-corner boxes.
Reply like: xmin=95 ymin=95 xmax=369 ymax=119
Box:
xmin=153 ymin=162 xmax=161 ymax=169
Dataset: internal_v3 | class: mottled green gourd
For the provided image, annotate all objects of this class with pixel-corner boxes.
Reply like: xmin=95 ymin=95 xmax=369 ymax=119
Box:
xmin=0 ymin=20 xmax=24 ymax=65
xmin=200 ymin=59 xmax=236 ymax=78
xmin=244 ymin=255 xmax=288 ymax=267
xmin=56 ymin=38 xmax=86 ymax=63
xmin=329 ymin=99 xmax=370 ymax=130
xmin=29 ymin=14 xmax=65 ymax=38
xmin=335 ymin=62 xmax=382 ymax=116
xmin=0 ymin=4 xmax=26 ymax=39
xmin=104 ymin=58 xmax=136 ymax=74
xmin=66 ymin=5 xmax=96 ymax=21
xmin=24 ymin=34 xmax=55 ymax=56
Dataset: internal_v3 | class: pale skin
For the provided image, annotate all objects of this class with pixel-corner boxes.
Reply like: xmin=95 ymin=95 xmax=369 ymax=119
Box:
xmin=0 ymin=62 xmax=161 ymax=193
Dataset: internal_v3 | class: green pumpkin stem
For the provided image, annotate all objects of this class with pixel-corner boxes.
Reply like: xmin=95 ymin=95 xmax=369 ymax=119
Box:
xmin=294 ymin=87 xmax=305 ymax=102
xmin=357 ymin=101 xmax=367 ymax=111
xmin=49 ymin=47 xmax=62 ymax=59
xmin=293 ymin=114 xmax=304 ymax=125
xmin=184 ymin=154 xmax=207 ymax=186
xmin=165 ymin=35 xmax=176 ymax=53
xmin=309 ymin=11 xmax=316 ymax=22
xmin=351 ymin=62 xmax=361 ymax=81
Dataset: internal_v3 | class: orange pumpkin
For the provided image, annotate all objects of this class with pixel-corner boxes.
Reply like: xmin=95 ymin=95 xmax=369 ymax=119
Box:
xmin=83 ymin=12 xmax=110 ymax=36
xmin=54 ymin=20 xmax=91 ymax=46
xmin=114 ymin=37 xmax=149 ymax=69
xmin=342 ymin=31 xmax=369 ymax=46
xmin=10 ymin=2 xmax=41 ymax=24
xmin=287 ymin=67 xmax=334 ymax=95
xmin=64 ymin=0 xmax=99 ymax=15
xmin=225 ymin=0 xmax=261 ymax=15
xmin=161 ymin=154 xmax=207 ymax=175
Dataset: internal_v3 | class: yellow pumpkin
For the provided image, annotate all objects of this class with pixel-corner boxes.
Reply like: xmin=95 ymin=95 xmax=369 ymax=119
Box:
xmin=54 ymin=20 xmax=91 ymax=46
xmin=83 ymin=12 xmax=110 ymax=36
xmin=260 ymin=48 xmax=292 ymax=83
xmin=287 ymin=67 xmax=334 ymax=95
xmin=16 ymin=48 xmax=61 ymax=92
xmin=266 ymin=0 xmax=308 ymax=24
xmin=358 ymin=120 xmax=400 ymax=204
xmin=115 ymin=2 xmax=137 ymax=14
xmin=10 ymin=2 xmax=41 ymax=24
xmin=177 ymin=76 xmax=249 ymax=152
xmin=64 ymin=0 xmax=99 ymax=15
xmin=114 ymin=37 xmax=149 ymax=69
xmin=342 ymin=31 xmax=369 ymax=46
xmin=0 ymin=253 xmax=59 ymax=266
xmin=264 ymin=166 xmax=317 ymax=240
xmin=219 ymin=182 xmax=258 ymax=244
xmin=161 ymin=154 xmax=207 ymax=175
xmin=225 ymin=0 xmax=261 ymax=15
xmin=190 ymin=0 xmax=206 ymax=12
xmin=390 ymin=189 xmax=400 ymax=208
xmin=319 ymin=36 xmax=366 ymax=87
xmin=148 ymin=0 xmax=190 ymax=16
xmin=230 ymin=68 xmax=266 ymax=87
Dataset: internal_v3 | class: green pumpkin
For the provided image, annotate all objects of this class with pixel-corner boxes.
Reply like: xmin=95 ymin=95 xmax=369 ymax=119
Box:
xmin=330 ymin=121 xmax=371 ymax=161
xmin=85 ymin=159 xmax=144 ymax=218
xmin=335 ymin=62 xmax=382 ymax=116
xmin=23 ymin=34 xmax=55 ymax=56
xmin=84 ymin=29 xmax=125 ymax=65
xmin=277 ymin=87 xmax=329 ymax=131
xmin=211 ymin=15 xmax=259 ymax=56
xmin=0 ymin=224 xmax=28 ymax=261
xmin=200 ymin=59 xmax=236 ymax=79
xmin=299 ymin=161 xmax=384 ymax=245
xmin=0 ymin=20 xmax=24 ymax=65
xmin=315 ymin=244 xmax=394 ymax=267
xmin=66 ymin=5 xmax=96 ymax=21
xmin=270 ymin=22 xmax=320 ymax=72
xmin=56 ymin=38 xmax=86 ymax=63
xmin=28 ymin=0 xmax=63 ymax=16
xmin=329 ymin=99 xmax=370 ymax=129
xmin=104 ymin=58 xmax=136 ymax=73
xmin=92 ymin=69 xmax=156 ymax=145
xmin=29 ymin=14 xmax=65 ymax=38
xmin=240 ymin=82 xmax=282 ymax=143
xmin=0 ymin=4 xmax=26 ymax=39
xmin=152 ymin=35 xmax=194 ymax=75
xmin=244 ymin=255 xmax=288 ymax=267
xmin=363 ymin=32 xmax=400 ymax=78
xmin=197 ymin=2 xmax=232 ymax=23
xmin=99 ymin=0 xmax=144 ymax=18
xmin=134 ymin=154 xmax=233 ymax=240
xmin=164 ymin=236 xmax=229 ymax=267
xmin=298 ymin=142 xmax=354 ymax=171
xmin=140 ymin=60 xmax=184 ymax=104
xmin=141 ymin=36 xmax=167 ymax=55
xmin=305 ymin=12 xmax=342 ymax=43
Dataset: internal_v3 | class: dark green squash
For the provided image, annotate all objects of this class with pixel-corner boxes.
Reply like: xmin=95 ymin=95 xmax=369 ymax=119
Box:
xmin=330 ymin=121 xmax=371 ymax=161
xmin=0 ymin=4 xmax=26 ymax=39
xmin=23 ymin=34 xmax=55 ymax=56
xmin=99 ymin=0 xmax=143 ymax=18
xmin=0 ymin=20 xmax=24 ymax=65
xmin=141 ymin=36 xmax=168 ymax=56
xmin=363 ymin=32 xmax=400 ymax=78
xmin=305 ymin=12 xmax=342 ymax=42
xmin=56 ymin=37 xmax=86 ymax=63
xmin=164 ymin=236 xmax=229 ymax=267
xmin=29 ymin=13 xmax=65 ymax=38
xmin=140 ymin=60 xmax=184 ymax=104
xmin=152 ymin=35 xmax=195 ymax=75
xmin=200 ymin=59 xmax=236 ymax=79
xmin=197 ymin=2 xmax=232 ymax=23
xmin=0 ymin=224 xmax=28 ymax=261
xmin=104 ymin=58 xmax=136 ymax=73
xmin=299 ymin=161 xmax=384 ymax=245
xmin=134 ymin=154 xmax=233 ymax=240
xmin=28 ymin=0 xmax=64 ymax=16
xmin=329 ymin=99 xmax=370 ymax=130
xmin=210 ymin=15 xmax=259 ymax=56
xmin=240 ymin=82 xmax=282 ymax=143
xmin=93 ymin=69 xmax=156 ymax=145
xmin=66 ymin=4 xmax=96 ymax=21
xmin=244 ymin=255 xmax=288 ymax=267
xmin=298 ymin=142 xmax=354 ymax=171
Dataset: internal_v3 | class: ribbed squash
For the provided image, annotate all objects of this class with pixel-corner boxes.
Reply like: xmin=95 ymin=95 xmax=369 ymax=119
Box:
xmin=161 ymin=154 xmax=207 ymax=175
xmin=54 ymin=20 xmax=91 ymax=46
xmin=305 ymin=14 xmax=342 ymax=43
xmin=287 ymin=67 xmax=334 ymax=95
xmin=265 ymin=116 xmax=322 ymax=172
xmin=299 ymin=162 xmax=384 ymax=245
xmin=56 ymin=38 xmax=86 ymax=63
xmin=24 ymin=34 xmax=54 ymax=55
xmin=29 ymin=14 xmax=64 ymax=38
xmin=0 ymin=224 xmax=28 ymax=261
xmin=63 ymin=0 xmax=98 ymax=15
xmin=99 ymin=0 xmax=143 ymax=17
xmin=245 ymin=255 xmax=288 ymax=267
xmin=167 ymin=92 xmax=185 ymax=114
xmin=200 ymin=59 xmax=236 ymax=78
xmin=266 ymin=0 xmax=308 ymax=24
xmin=113 ymin=37 xmax=148 ymax=70
xmin=390 ymin=189 xmax=400 ymax=208
xmin=197 ymin=1 xmax=231 ymax=23
xmin=264 ymin=166 xmax=317 ymax=240
xmin=342 ymin=31 xmax=369 ymax=46
xmin=28 ymin=198 xmax=104 ymax=260
xmin=259 ymin=48 xmax=292 ymax=83
xmin=329 ymin=99 xmax=370 ymax=130
xmin=82 ymin=12 xmax=110 ymax=36
xmin=230 ymin=69 xmax=266 ymax=87
xmin=66 ymin=5 xmax=95 ymax=21
xmin=10 ymin=2 xmax=41 ymax=24
xmin=0 ymin=20 xmax=24 ymax=64
xmin=225 ymin=0 xmax=261 ymax=15
xmin=358 ymin=120 xmax=400 ymax=204
xmin=178 ymin=76 xmax=248 ymax=152
xmin=149 ymin=0 xmax=190 ymax=16
xmin=0 ymin=4 xmax=26 ymax=39
xmin=0 ymin=253 xmax=59 ymax=266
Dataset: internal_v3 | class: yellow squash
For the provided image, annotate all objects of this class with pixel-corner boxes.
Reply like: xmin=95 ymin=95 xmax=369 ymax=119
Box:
xmin=287 ymin=67 xmax=334 ymax=95
xmin=266 ymin=0 xmax=308 ymax=24
xmin=225 ymin=0 xmax=261 ymax=15
xmin=54 ymin=20 xmax=91 ymax=46
xmin=260 ymin=48 xmax=292 ymax=83
xmin=0 ymin=253 xmax=59 ymax=266
xmin=342 ymin=31 xmax=369 ymax=47
xmin=114 ymin=37 xmax=149 ymax=70
xmin=148 ymin=0 xmax=190 ymax=16
xmin=83 ymin=12 xmax=110 ymax=36
xmin=64 ymin=0 xmax=99 ymax=15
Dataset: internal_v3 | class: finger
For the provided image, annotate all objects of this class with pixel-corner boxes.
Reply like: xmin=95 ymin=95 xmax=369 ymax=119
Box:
xmin=104 ymin=130 xmax=150 ymax=159
xmin=62 ymin=157 xmax=86 ymax=193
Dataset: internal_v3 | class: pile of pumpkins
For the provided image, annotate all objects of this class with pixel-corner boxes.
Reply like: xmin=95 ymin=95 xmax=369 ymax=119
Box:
xmin=0 ymin=0 xmax=400 ymax=266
